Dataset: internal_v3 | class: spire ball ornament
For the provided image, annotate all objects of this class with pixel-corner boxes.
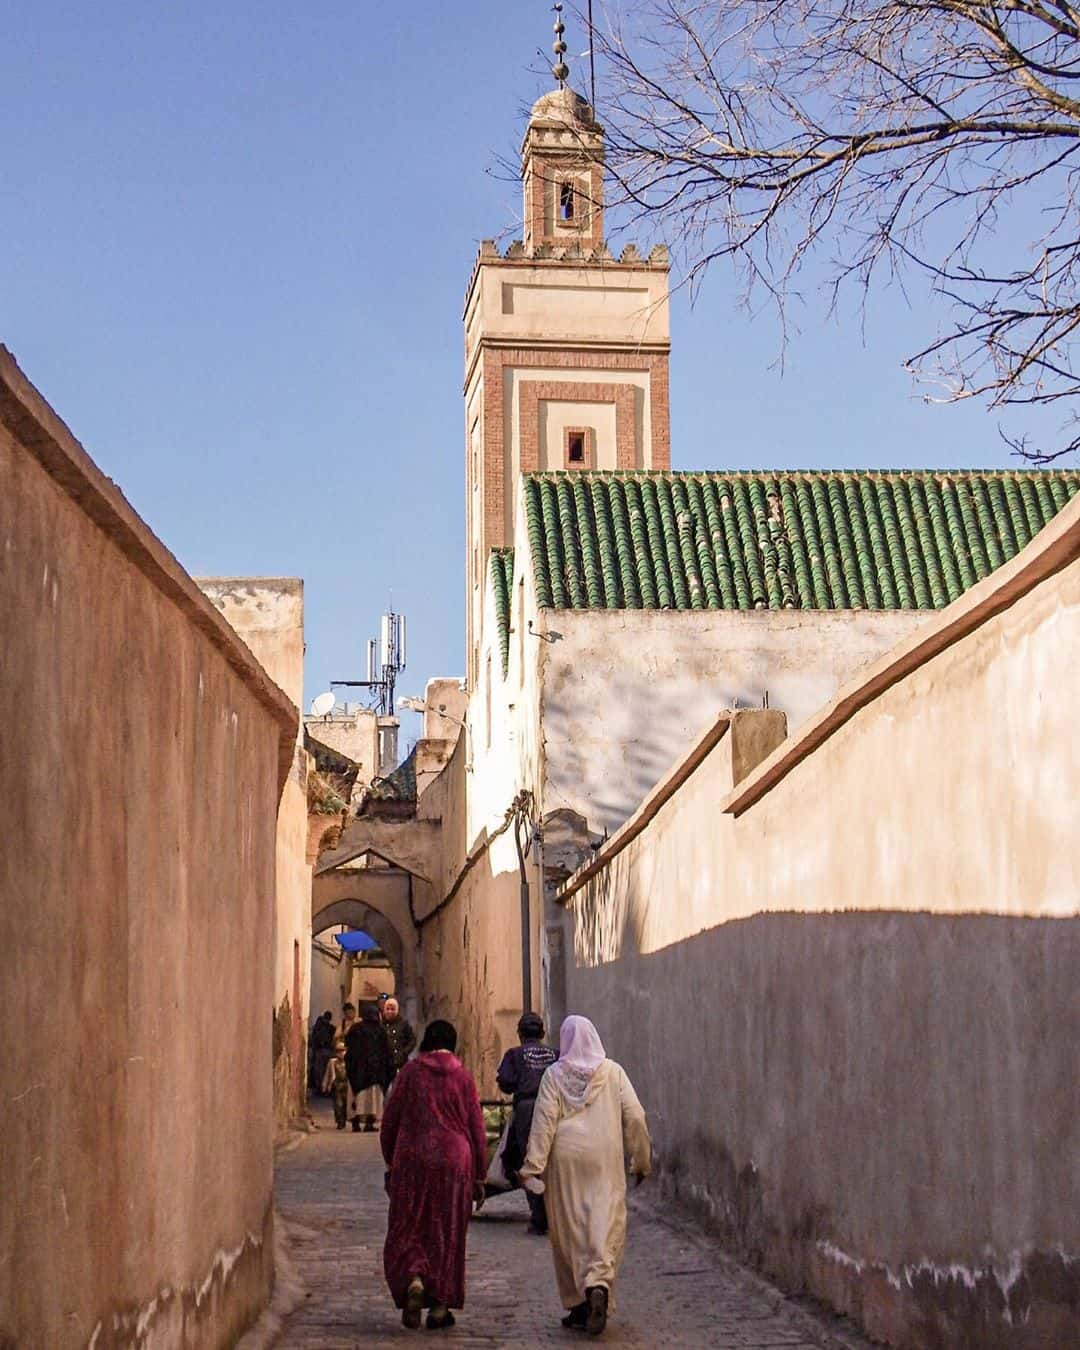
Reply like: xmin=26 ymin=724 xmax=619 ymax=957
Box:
xmin=552 ymin=3 xmax=569 ymax=86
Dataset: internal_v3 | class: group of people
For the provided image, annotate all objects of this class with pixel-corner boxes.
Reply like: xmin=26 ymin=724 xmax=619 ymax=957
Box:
xmin=309 ymin=995 xmax=417 ymax=1132
xmin=378 ymin=1011 xmax=650 ymax=1337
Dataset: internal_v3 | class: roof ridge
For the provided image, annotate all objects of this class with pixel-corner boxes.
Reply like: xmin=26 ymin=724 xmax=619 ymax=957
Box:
xmin=521 ymin=467 xmax=1078 ymax=479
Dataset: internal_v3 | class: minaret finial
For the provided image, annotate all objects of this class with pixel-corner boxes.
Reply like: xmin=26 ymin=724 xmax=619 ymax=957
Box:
xmin=551 ymin=4 xmax=569 ymax=87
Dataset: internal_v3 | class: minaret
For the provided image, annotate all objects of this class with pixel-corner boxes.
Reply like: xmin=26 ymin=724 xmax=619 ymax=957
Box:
xmin=463 ymin=8 xmax=671 ymax=683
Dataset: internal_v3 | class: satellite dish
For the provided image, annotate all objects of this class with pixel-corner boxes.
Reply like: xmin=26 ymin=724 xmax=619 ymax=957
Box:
xmin=310 ymin=691 xmax=336 ymax=718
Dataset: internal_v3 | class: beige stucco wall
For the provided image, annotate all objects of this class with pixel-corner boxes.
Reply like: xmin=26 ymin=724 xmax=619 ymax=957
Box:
xmin=561 ymin=505 xmax=1080 ymax=1348
xmin=0 ymin=352 xmax=296 ymax=1347
xmin=535 ymin=605 xmax=928 ymax=836
xmin=413 ymin=688 xmax=538 ymax=1092
xmin=310 ymin=939 xmax=351 ymax=1024
xmin=305 ymin=707 xmax=380 ymax=785
xmin=199 ymin=578 xmax=311 ymax=1131
xmin=464 ymin=260 xmax=669 ymax=363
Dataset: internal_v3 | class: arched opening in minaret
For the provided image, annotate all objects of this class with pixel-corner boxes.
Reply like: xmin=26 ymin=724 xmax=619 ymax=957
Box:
xmin=559 ymin=180 xmax=575 ymax=221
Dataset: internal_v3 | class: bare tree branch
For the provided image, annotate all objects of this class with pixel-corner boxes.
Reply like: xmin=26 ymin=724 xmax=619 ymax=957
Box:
xmin=582 ymin=0 xmax=1080 ymax=461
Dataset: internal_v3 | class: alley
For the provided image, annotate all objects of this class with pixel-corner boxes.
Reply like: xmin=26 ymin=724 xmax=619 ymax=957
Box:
xmin=273 ymin=1104 xmax=874 ymax=1350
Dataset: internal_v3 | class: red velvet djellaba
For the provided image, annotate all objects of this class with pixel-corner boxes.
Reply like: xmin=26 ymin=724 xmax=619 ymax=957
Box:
xmin=380 ymin=1051 xmax=488 ymax=1310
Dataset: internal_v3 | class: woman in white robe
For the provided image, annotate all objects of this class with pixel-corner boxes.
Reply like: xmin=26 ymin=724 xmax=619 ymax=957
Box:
xmin=520 ymin=1015 xmax=651 ymax=1336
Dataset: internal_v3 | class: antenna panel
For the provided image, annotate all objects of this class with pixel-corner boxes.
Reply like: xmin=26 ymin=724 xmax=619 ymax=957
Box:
xmin=380 ymin=613 xmax=391 ymax=670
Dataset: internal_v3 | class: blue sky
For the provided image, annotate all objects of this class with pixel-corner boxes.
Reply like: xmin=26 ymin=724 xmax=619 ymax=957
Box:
xmin=2 ymin=2 xmax=1052 ymax=723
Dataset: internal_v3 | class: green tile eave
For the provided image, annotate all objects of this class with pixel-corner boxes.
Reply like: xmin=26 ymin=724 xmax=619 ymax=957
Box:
xmin=489 ymin=548 xmax=515 ymax=677
xmin=519 ymin=469 xmax=1079 ymax=619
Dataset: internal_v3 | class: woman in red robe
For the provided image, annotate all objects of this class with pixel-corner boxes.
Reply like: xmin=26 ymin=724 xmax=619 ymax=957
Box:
xmin=380 ymin=1020 xmax=487 ymax=1330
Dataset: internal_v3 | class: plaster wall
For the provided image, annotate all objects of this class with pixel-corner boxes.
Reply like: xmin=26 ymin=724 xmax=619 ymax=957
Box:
xmin=415 ymin=661 xmax=539 ymax=1091
xmin=304 ymin=708 xmax=380 ymax=784
xmin=466 ymin=261 xmax=669 ymax=357
xmin=561 ymin=506 xmax=1080 ymax=1348
xmin=199 ymin=578 xmax=311 ymax=1131
xmin=422 ymin=677 xmax=467 ymax=743
xmin=0 ymin=354 xmax=296 ymax=1348
xmin=310 ymin=941 xmax=351 ymax=1024
xmin=536 ymin=605 xmax=927 ymax=835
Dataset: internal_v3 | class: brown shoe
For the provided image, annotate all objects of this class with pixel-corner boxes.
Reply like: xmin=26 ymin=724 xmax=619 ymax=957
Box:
xmin=403 ymin=1277 xmax=424 ymax=1330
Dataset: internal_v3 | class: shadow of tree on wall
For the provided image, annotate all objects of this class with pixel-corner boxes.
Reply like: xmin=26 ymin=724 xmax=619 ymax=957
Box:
xmin=543 ymin=661 xmax=736 ymax=834
xmin=565 ymin=908 xmax=1080 ymax=1350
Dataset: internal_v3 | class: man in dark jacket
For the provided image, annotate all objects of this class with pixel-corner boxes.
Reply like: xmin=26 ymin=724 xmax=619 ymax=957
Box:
xmin=496 ymin=1012 xmax=557 ymax=1233
xmin=382 ymin=997 xmax=417 ymax=1084
xmin=345 ymin=1004 xmax=391 ymax=1132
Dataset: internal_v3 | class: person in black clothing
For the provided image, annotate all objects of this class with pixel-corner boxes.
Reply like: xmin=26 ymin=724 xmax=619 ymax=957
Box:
xmin=345 ymin=1004 xmax=392 ymax=1131
xmin=496 ymin=1012 xmax=558 ymax=1234
xmin=309 ymin=1010 xmax=336 ymax=1096
xmin=382 ymin=997 xmax=417 ymax=1085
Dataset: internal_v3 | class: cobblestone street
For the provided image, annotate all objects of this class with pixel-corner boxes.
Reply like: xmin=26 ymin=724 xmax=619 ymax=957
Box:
xmin=272 ymin=1103 xmax=875 ymax=1349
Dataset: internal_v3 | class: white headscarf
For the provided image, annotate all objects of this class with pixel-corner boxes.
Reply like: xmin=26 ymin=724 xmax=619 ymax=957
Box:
xmin=548 ymin=1015 xmax=607 ymax=1109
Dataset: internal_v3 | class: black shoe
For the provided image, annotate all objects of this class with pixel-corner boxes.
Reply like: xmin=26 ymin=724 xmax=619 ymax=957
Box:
xmin=364 ymin=1121 xmax=377 ymax=1133
xmin=426 ymin=1309 xmax=455 ymax=1330
xmin=336 ymin=1122 xmax=346 ymax=1130
xmin=585 ymin=1286 xmax=608 ymax=1336
xmin=351 ymin=1118 xmax=361 ymax=1132
xmin=561 ymin=1302 xmax=587 ymax=1330
xmin=526 ymin=1223 xmax=548 ymax=1236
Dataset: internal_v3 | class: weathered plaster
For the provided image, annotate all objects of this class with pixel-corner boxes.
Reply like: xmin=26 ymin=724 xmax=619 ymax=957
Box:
xmin=199 ymin=577 xmax=311 ymax=1131
xmin=0 ymin=350 xmax=292 ymax=1347
xmin=535 ymin=604 xmax=927 ymax=836
xmin=559 ymin=502 xmax=1080 ymax=1348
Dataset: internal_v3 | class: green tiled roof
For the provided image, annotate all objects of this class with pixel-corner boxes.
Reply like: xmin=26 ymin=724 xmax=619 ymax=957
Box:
xmin=520 ymin=469 xmax=1078 ymax=617
xmin=490 ymin=548 xmax=515 ymax=675
xmin=368 ymin=745 xmax=417 ymax=803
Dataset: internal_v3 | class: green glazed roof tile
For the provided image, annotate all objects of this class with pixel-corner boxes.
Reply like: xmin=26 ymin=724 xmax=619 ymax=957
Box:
xmin=489 ymin=549 xmax=514 ymax=675
xmin=517 ymin=468 xmax=1079 ymax=625
xmin=495 ymin=468 xmax=1078 ymax=676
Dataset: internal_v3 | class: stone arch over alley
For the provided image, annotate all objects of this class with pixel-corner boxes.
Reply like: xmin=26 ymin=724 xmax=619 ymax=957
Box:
xmin=312 ymin=865 xmax=421 ymax=1023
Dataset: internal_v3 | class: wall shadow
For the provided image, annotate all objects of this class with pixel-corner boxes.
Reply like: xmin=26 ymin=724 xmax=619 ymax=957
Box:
xmin=566 ymin=908 xmax=1079 ymax=1350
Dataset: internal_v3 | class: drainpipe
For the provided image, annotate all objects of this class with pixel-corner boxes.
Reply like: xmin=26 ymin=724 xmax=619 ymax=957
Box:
xmin=512 ymin=794 xmax=534 ymax=1013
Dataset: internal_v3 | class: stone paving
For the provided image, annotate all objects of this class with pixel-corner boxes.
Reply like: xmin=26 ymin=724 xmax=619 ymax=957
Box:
xmin=273 ymin=1101 xmax=876 ymax=1349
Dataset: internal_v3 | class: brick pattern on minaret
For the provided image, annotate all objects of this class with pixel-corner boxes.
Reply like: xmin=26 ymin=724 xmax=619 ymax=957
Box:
xmin=463 ymin=85 xmax=672 ymax=684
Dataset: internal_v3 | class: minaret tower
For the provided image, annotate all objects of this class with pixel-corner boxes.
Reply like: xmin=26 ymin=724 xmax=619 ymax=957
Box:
xmin=463 ymin=7 xmax=671 ymax=681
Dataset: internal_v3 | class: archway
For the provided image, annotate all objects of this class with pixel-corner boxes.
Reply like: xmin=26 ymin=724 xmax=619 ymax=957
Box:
xmin=311 ymin=869 xmax=421 ymax=1034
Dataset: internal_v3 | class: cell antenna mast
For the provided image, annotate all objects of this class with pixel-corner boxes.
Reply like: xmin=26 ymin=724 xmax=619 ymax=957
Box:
xmin=331 ymin=609 xmax=407 ymax=717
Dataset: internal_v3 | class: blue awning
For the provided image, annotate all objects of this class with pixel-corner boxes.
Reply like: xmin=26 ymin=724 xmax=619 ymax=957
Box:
xmin=333 ymin=930 xmax=378 ymax=953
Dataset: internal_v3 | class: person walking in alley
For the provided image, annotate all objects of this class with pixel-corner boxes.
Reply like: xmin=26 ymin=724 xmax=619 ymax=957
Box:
xmin=321 ymin=1038 xmax=349 ymax=1129
xmin=382 ymin=997 xmax=416 ymax=1086
xmin=345 ymin=1004 xmax=391 ymax=1132
xmin=520 ymin=1015 xmax=651 ymax=1337
xmin=496 ymin=1011 xmax=557 ymax=1234
xmin=309 ymin=1010 xmax=336 ymax=1096
xmin=380 ymin=1020 xmax=487 ymax=1331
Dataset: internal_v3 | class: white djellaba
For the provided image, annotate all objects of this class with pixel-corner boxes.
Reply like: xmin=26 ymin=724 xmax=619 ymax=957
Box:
xmin=520 ymin=1015 xmax=652 ymax=1319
